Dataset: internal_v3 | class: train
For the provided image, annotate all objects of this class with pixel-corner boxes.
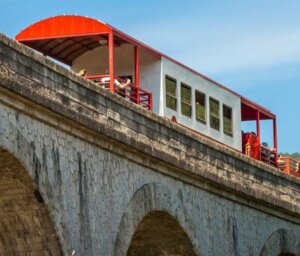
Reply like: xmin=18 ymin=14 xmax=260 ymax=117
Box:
xmin=16 ymin=15 xmax=300 ymax=178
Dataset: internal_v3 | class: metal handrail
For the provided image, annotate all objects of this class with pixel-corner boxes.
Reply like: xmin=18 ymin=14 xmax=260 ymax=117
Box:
xmin=85 ymin=74 xmax=152 ymax=111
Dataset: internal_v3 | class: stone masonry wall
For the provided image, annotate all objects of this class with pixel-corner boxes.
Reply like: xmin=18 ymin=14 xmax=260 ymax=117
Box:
xmin=0 ymin=33 xmax=300 ymax=255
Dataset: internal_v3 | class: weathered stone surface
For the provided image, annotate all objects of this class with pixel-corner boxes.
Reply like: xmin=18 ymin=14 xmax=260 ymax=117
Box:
xmin=127 ymin=211 xmax=196 ymax=256
xmin=0 ymin=149 xmax=62 ymax=256
xmin=0 ymin=33 xmax=299 ymax=255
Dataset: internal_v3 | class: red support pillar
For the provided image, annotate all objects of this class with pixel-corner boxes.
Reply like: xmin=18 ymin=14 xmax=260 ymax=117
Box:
xmin=134 ymin=46 xmax=140 ymax=104
xmin=109 ymin=32 xmax=114 ymax=93
xmin=256 ymin=110 xmax=260 ymax=141
xmin=273 ymin=118 xmax=277 ymax=150
xmin=256 ymin=110 xmax=261 ymax=160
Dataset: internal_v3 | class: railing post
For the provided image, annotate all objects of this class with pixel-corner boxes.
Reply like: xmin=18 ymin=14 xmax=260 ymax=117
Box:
xmin=149 ymin=93 xmax=153 ymax=111
xmin=134 ymin=46 xmax=140 ymax=104
xmin=285 ymin=157 xmax=291 ymax=174
xmin=273 ymin=118 xmax=278 ymax=167
xmin=109 ymin=32 xmax=114 ymax=93
xmin=256 ymin=110 xmax=261 ymax=160
xmin=273 ymin=118 xmax=277 ymax=151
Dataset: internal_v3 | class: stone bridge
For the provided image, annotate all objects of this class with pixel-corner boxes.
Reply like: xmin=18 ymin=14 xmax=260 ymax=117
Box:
xmin=0 ymin=34 xmax=300 ymax=256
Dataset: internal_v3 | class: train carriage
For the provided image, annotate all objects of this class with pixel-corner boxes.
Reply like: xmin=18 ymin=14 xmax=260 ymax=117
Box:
xmin=16 ymin=15 xmax=300 ymax=177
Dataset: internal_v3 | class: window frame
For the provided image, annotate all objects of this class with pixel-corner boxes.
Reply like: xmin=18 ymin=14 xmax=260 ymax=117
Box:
xmin=180 ymin=82 xmax=192 ymax=118
xmin=165 ymin=75 xmax=177 ymax=111
xmin=209 ymin=97 xmax=220 ymax=131
xmin=223 ymin=104 xmax=233 ymax=137
xmin=195 ymin=90 xmax=206 ymax=124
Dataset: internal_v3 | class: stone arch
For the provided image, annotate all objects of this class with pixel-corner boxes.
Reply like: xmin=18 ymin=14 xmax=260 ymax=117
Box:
xmin=260 ymin=229 xmax=300 ymax=256
xmin=127 ymin=210 xmax=196 ymax=255
xmin=114 ymin=183 xmax=201 ymax=256
xmin=0 ymin=147 xmax=62 ymax=255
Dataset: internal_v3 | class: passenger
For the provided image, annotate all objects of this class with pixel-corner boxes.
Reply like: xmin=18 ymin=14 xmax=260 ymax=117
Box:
xmin=261 ymin=142 xmax=270 ymax=161
xmin=101 ymin=76 xmax=131 ymax=89
xmin=77 ymin=68 xmax=87 ymax=77
xmin=101 ymin=69 xmax=131 ymax=90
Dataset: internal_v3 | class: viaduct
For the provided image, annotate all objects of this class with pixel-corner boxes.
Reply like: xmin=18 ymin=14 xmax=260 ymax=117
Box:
xmin=0 ymin=34 xmax=300 ymax=256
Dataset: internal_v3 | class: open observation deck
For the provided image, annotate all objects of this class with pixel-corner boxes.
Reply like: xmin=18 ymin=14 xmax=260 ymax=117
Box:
xmin=15 ymin=15 xmax=154 ymax=111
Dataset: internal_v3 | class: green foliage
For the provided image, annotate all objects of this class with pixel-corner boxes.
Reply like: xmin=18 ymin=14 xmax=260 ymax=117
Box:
xmin=282 ymin=152 xmax=300 ymax=161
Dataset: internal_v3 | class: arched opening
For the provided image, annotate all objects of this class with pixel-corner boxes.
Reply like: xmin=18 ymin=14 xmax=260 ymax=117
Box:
xmin=127 ymin=211 xmax=196 ymax=256
xmin=260 ymin=229 xmax=299 ymax=256
xmin=0 ymin=148 xmax=62 ymax=255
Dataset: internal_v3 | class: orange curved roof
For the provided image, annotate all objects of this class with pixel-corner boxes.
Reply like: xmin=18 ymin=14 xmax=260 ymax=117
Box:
xmin=15 ymin=15 xmax=164 ymax=65
xmin=16 ymin=15 xmax=112 ymax=41
xmin=16 ymin=15 xmax=114 ymax=65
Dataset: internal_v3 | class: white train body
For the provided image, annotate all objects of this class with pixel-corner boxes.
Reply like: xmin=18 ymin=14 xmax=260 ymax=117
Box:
xmin=72 ymin=44 xmax=242 ymax=150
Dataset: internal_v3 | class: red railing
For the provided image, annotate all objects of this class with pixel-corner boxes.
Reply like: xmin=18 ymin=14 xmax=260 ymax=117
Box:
xmin=85 ymin=75 xmax=152 ymax=111
xmin=138 ymin=87 xmax=153 ymax=110
xmin=242 ymin=132 xmax=300 ymax=178
xmin=277 ymin=156 xmax=300 ymax=175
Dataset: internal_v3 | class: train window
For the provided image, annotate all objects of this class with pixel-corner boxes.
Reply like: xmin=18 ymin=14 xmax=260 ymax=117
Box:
xmin=223 ymin=105 xmax=233 ymax=136
xmin=209 ymin=97 xmax=220 ymax=130
xmin=195 ymin=90 xmax=206 ymax=124
xmin=166 ymin=76 xmax=177 ymax=111
xmin=181 ymin=83 xmax=192 ymax=117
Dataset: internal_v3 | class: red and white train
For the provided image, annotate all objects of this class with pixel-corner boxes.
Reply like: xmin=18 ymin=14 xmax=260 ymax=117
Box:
xmin=16 ymin=15 xmax=300 ymax=178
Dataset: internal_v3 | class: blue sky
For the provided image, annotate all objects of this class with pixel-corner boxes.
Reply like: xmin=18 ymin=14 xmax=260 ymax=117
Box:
xmin=1 ymin=0 xmax=300 ymax=153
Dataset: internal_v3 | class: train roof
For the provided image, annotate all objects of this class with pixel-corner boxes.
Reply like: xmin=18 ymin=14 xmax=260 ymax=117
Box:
xmin=15 ymin=15 xmax=275 ymax=121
